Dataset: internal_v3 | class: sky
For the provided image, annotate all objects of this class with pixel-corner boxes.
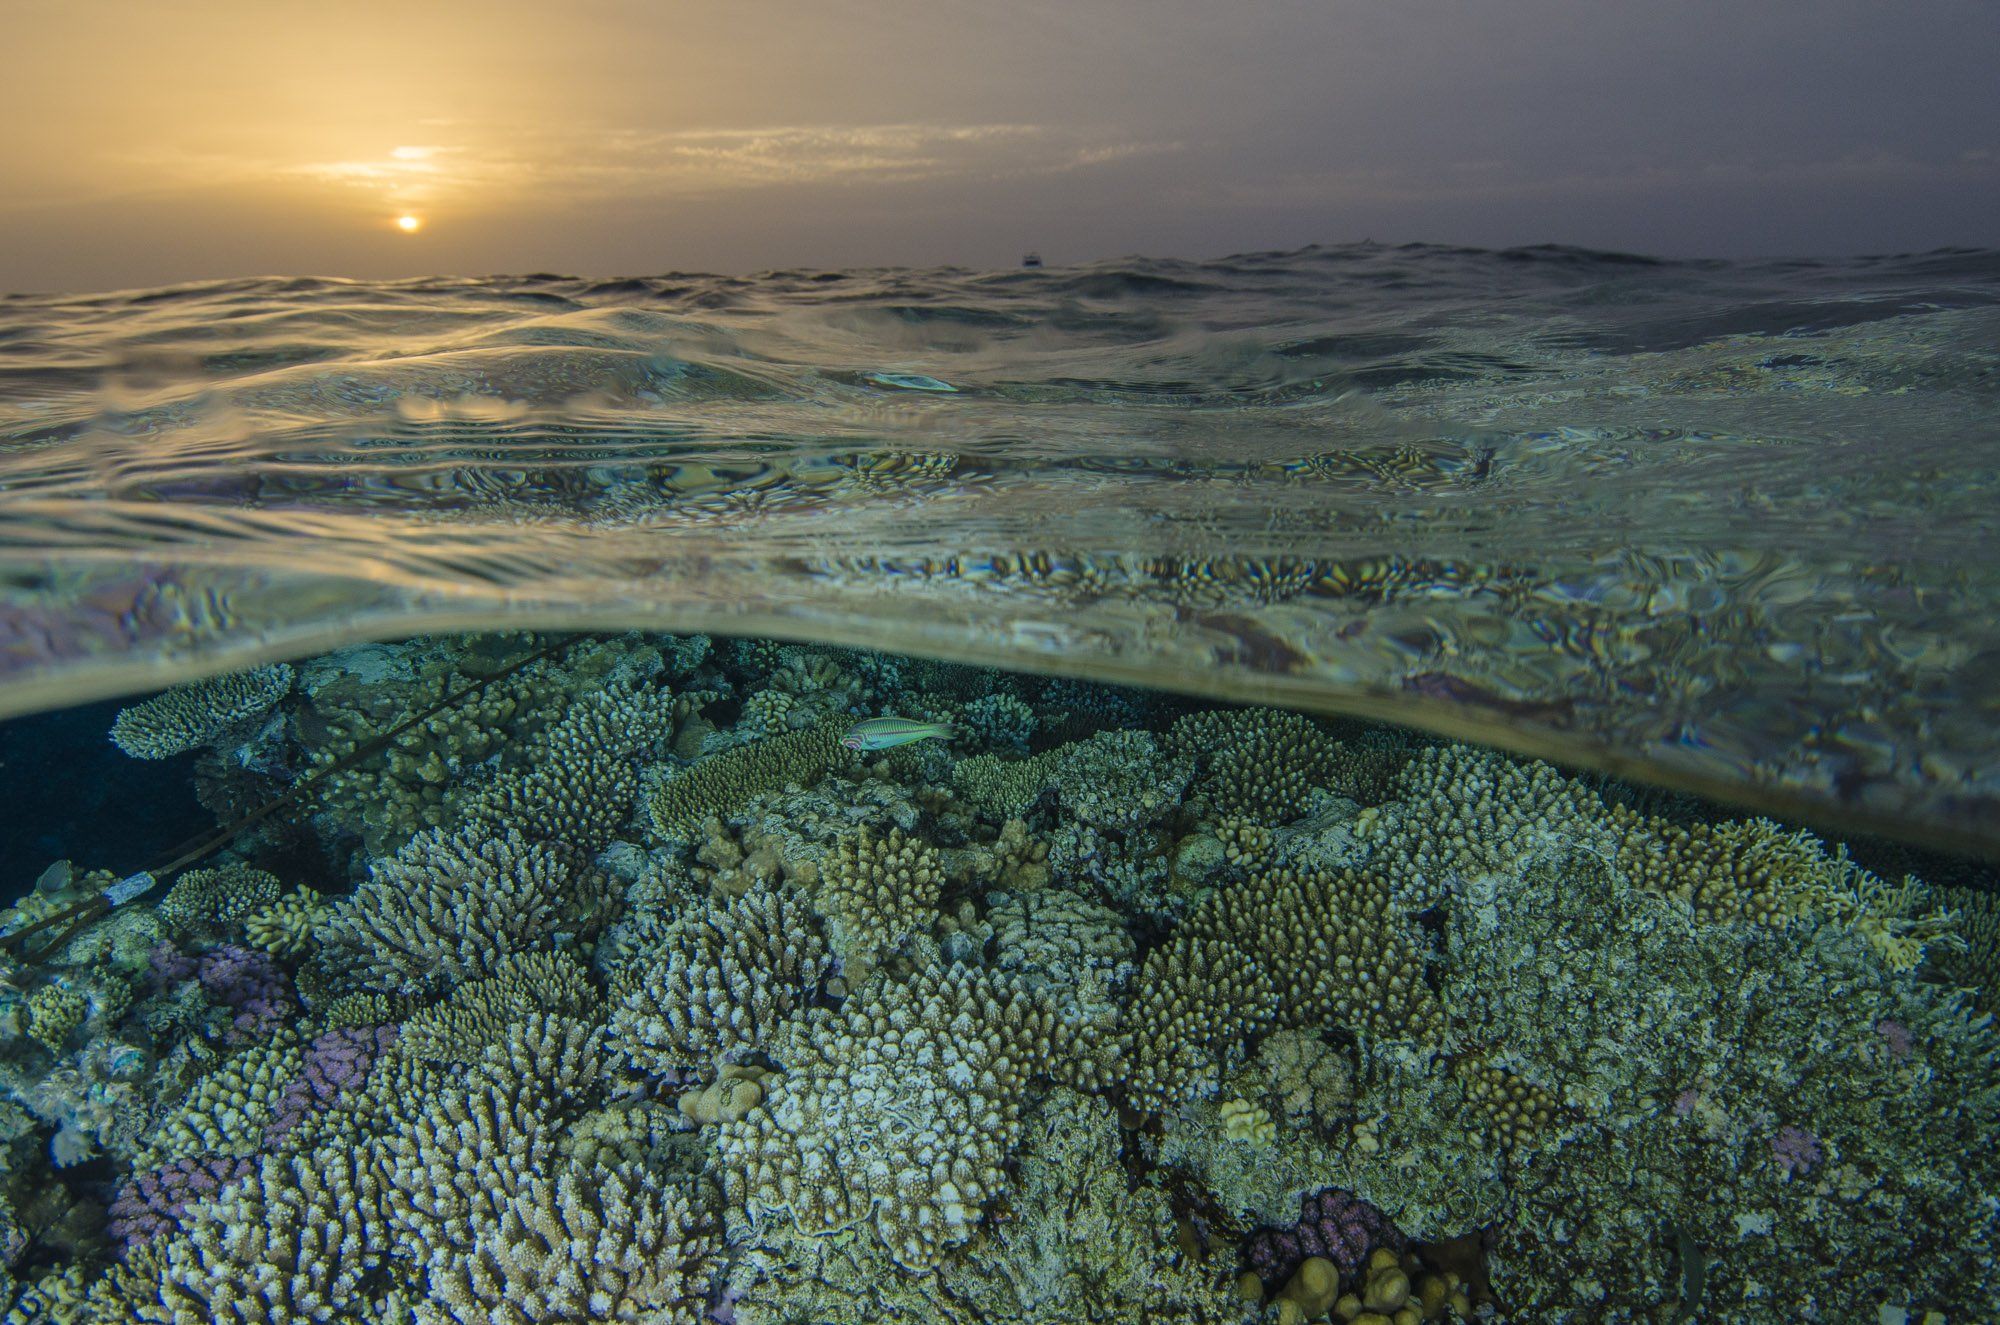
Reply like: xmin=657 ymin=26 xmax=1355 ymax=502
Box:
xmin=2 ymin=0 xmax=1996 ymax=293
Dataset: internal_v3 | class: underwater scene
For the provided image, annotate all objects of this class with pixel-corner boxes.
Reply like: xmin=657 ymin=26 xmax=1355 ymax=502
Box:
xmin=0 ymin=248 xmax=1994 ymax=1324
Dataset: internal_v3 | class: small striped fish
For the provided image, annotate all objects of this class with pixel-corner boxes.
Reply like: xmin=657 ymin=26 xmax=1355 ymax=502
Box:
xmin=841 ymin=716 xmax=953 ymax=751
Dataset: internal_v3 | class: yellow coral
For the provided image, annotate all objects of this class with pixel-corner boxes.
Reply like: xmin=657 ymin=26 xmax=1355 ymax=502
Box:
xmin=646 ymin=721 xmax=848 ymax=840
xmin=243 ymin=888 xmax=329 ymax=958
xmin=25 ymin=985 xmax=87 ymax=1052
xmin=1219 ymin=1097 xmax=1276 ymax=1144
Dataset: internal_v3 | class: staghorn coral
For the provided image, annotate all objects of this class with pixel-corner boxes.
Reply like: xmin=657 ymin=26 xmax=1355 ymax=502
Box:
xmin=730 ymin=1088 xmax=1245 ymax=1325
xmin=458 ymin=676 xmax=700 ymax=854
xmin=647 ymin=721 xmax=850 ymax=842
xmin=293 ymin=634 xmax=671 ymax=855
xmin=1049 ymin=728 xmax=1190 ymax=831
xmin=23 ymin=984 xmax=88 ymax=1053
xmin=1122 ymin=861 xmax=1441 ymax=1110
xmin=418 ymin=1160 xmax=717 ymax=1325
xmin=1167 ymin=707 xmax=1362 ymax=824
xmin=959 ymin=692 xmax=1036 ymax=753
xmin=156 ymin=866 xmax=282 ymax=938
xmin=1354 ymin=742 xmax=1606 ymax=901
xmin=985 ymin=886 xmax=1134 ymax=1030
xmin=136 ymin=1042 xmax=306 ymax=1166
xmin=315 ymin=826 xmax=608 ymax=994
xmin=950 ymin=749 xmax=1057 ymax=819
xmin=399 ymin=949 xmax=599 ymax=1062
xmin=715 ymin=966 xmax=1065 ymax=1269
xmin=1934 ymin=882 xmax=2000 ymax=1012
xmin=1449 ymin=844 xmax=2000 ymax=1317
xmin=137 ymin=1145 xmax=388 ymax=1323
xmin=107 ymin=1156 xmax=257 ymax=1253
xmin=608 ymin=881 xmax=829 ymax=1079
xmin=109 ymin=664 xmax=292 ymax=760
xmin=261 ymin=1024 xmax=399 ymax=1147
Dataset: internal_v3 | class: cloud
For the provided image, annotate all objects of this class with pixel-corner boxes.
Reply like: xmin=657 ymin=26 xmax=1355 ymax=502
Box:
xmin=281 ymin=123 xmax=1177 ymax=205
xmin=1183 ymin=149 xmax=2000 ymax=211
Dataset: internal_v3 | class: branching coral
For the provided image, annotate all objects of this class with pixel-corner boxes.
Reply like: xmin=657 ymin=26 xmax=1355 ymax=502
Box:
xmin=805 ymin=826 xmax=942 ymax=980
xmin=647 ymin=722 xmax=850 ymax=841
xmin=607 ymin=881 xmax=829 ymax=1079
xmin=459 ymin=676 xmax=701 ymax=854
xmin=398 ymin=949 xmax=598 ymax=1063
xmin=156 ymin=866 xmax=282 ymax=939
xmin=109 ymin=664 xmax=293 ymax=760
xmin=1168 ymin=707 xmax=1383 ymax=824
xmin=715 ymin=967 xmax=1066 ymax=1269
xmin=1122 ymin=862 xmax=1441 ymax=1110
xmin=241 ymin=888 xmax=328 ymax=959
xmin=315 ymin=827 xmax=608 ymax=994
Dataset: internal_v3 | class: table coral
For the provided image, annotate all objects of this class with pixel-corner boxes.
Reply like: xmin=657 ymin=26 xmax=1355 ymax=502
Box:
xmin=109 ymin=664 xmax=293 ymax=760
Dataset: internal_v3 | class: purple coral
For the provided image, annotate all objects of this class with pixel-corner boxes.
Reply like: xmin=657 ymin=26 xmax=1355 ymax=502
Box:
xmin=107 ymin=1155 xmax=255 ymax=1252
xmin=1771 ymin=1124 xmax=1822 ymax=1177
xmin=1246 ymin=1186 xmax=1408 ymax=1284
xmin=262 ymin=1024 xmax=398 ymax=1145
xmin=1876 ymin=1019 xmax=1914 ymax=1061
xmin=149 ymin=941 xmax=295 ymax=1044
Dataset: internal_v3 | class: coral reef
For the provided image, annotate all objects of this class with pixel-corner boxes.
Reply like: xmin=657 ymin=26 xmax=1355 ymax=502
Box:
xmin=4 ymin=631 xmax=1995 ymax=1325
xmin=607 ymin=881 xmax=829 ymax=1078
xmin=1246 ymin=1186 xmax=1407 ymax=1284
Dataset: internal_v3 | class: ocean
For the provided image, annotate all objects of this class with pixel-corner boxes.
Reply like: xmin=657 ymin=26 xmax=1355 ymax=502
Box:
xmin=0 ymin=244 xmax=1994 ymax=1322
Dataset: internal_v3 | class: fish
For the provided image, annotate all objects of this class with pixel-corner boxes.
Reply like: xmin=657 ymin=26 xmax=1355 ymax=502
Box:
xmin=841 ymin=716 xmax=954 ymax=751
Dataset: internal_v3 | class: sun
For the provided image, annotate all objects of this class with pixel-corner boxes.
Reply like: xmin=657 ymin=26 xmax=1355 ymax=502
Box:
xmin=395 ymin=214 xmax=423 ymax=233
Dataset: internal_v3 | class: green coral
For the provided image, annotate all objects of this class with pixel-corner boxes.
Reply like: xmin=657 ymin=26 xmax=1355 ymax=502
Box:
xmin=646 ymin=721 xmax=849 ymax=841
xmin=24 ymin=985 xmax=88 ymax=1053
xmin=109 ymin=663 xmax=292 ymax=759
xmin=157 ymin=864 xmax=282 ymax=938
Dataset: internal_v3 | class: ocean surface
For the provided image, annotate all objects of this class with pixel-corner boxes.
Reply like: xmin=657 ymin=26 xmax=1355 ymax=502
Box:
xmin=1 ymin=243 xmax=1997 ymax=852
xmin=0 ymin=246 xmax=1997 ymax=1324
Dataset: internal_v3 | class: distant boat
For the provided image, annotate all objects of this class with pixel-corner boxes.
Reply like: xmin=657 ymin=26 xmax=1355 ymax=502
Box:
xmin=1021 ymin=251 xmax=1043 ymax=269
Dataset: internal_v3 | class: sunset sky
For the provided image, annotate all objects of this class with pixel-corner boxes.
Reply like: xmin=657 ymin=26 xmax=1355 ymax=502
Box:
xmin=4 ymin=0 xmax=1996 ymax=292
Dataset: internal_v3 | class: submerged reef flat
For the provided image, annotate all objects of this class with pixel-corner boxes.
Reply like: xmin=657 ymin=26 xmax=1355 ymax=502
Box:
xmin=0 ymin=631 xmax=1994 ymax=1323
